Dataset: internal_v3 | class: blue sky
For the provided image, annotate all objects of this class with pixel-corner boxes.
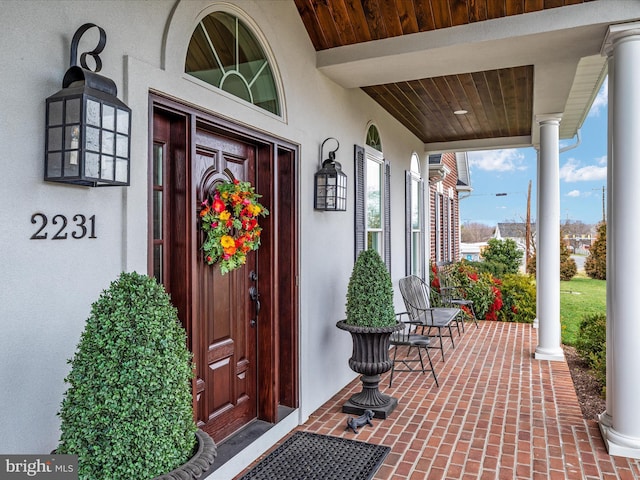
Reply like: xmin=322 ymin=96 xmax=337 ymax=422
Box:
xmin=462 ymin=78 xmax=608 ymax=227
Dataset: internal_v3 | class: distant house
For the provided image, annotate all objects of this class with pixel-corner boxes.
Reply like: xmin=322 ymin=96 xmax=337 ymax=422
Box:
xmin=494 ymin=222 xmax=531 ymax=248
xmin=428 ymin=152 xmax=471 ymax=264
xmin=494 ymin=222 xmax=535 ymax=269
xmin=460 ymin=242 xmax=486 ymax=262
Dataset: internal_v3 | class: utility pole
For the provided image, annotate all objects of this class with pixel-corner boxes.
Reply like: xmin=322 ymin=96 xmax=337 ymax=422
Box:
xmin=525 ymin=180 xmax=532 ymax=268
xmin=593 ymin=186 xmax=606 ymax=223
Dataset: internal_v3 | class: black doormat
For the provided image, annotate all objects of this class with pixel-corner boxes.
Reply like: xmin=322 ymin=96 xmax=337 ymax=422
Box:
xmin=237 ymin=431 xmax=390 ymax=480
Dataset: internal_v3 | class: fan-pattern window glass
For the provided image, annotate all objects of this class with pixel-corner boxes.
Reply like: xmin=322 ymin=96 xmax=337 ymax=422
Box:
xmin=366 ymin=125 xmax=382 ymax=152
xmin=185 ymin=12 xmax=280 ymax=115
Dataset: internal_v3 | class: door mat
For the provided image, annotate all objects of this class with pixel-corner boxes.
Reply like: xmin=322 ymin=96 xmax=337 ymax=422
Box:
xmin=237 ymin=431 xmax=390 ymax=480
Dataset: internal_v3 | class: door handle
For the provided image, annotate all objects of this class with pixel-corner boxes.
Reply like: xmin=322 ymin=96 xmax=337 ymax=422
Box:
xmin=249 ymin=286 xmax=261 ymax=315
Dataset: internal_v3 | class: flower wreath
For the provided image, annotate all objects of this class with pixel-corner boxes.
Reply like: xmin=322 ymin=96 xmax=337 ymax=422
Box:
xmin=200 ymin=179 xmax=269 ymax=275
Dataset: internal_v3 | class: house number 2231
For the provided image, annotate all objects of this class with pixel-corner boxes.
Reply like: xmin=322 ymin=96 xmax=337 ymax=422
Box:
xmin=30 ymin=213 xmax=97 ymax=240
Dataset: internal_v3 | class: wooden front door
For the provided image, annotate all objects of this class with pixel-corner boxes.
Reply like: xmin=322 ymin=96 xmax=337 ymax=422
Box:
xmin=152 ymin=109 xmax=262 ymax=443
xmin=151 ymin=98 xmax=298 ymax=445
xmin=193 ymin=128 xmax=259 ymax=441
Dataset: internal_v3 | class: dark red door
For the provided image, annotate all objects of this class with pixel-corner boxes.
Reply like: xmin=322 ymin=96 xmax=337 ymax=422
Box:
xmin=192 ymin=128 xmax=258 ymax=442
xmin=152 ymin=110 xmax=260 ymax=443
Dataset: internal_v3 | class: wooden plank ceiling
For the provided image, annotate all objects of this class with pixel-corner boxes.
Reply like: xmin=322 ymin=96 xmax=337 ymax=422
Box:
xmin=294 ymin=0 xmax=594 ymax=146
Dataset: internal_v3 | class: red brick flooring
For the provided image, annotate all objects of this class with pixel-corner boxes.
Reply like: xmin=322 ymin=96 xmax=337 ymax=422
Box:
xmin=251 ymin=322 xmax=640 ymax=479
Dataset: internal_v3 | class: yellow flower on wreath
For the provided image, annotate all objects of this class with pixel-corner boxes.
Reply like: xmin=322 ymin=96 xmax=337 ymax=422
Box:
xmin=199 ymin=179 xmax=269 ymax=275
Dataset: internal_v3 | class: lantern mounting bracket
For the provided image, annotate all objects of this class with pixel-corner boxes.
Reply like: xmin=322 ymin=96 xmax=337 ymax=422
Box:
xmin=70 ymin=23 xmax=107 ymax=72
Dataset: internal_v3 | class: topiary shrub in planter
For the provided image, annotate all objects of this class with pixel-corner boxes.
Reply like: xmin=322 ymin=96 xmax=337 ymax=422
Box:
xmin=337 ymin=249 xmax=402 ymax=419
xmin=345 ymin=249 xmax=397 ymax=328
xmin=57 ymin=272 xmax=212 ymax=480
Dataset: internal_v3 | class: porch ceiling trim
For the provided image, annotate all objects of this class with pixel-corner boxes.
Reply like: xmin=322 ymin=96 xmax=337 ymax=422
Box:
xmin=298 ymin=1 xmax=640 ymax=151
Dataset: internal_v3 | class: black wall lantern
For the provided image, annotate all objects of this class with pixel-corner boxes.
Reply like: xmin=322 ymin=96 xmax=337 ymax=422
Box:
xmin=45 ymin=23 xmax=131 ymax=186
xmin=314 ymin=137 xmax=347 ymax=211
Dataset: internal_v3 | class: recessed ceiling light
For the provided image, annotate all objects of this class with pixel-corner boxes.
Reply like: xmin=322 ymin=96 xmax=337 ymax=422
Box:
xmin=454 ymin=109 xmax=468 ymax=115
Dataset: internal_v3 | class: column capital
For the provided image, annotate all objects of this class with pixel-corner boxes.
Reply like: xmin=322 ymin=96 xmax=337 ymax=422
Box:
xmin=602 ymin=21 xmax=640 ymax=57
xmin=536 ymin=114 xmax=562 ymax=126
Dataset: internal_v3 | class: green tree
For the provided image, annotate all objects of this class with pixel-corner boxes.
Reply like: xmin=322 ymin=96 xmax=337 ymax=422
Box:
xmin=481 ymin=238 xmax=523 ymax=274
xmin=526 ymin=236 xmax=577 ymax=281
xmin=585 ymin=222 xmax=606 ymax=280
xmin=560 ymin=238 xmax=577 ymax=281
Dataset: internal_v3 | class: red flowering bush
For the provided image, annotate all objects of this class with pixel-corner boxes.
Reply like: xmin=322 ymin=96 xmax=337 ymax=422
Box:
xmin=432 ymin=261 xmax=536 ymax=323
xmin=200 ymin=180 xmax=268 ymax=274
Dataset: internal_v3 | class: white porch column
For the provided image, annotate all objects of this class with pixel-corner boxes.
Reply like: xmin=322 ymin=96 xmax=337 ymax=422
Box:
xmin=534 ymin=114 xmax=564 ymax=361
xmin=599 ymin=22 xmax=640 ymax=459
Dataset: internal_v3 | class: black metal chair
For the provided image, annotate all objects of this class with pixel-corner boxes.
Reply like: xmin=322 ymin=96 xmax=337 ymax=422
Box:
xmin=398 ymin=275 xmax=461 ymax=362
xmin=437 ymin=263 xmax=479 ymax=329
xmin=388 ymin=312 xmax=439 ymax=387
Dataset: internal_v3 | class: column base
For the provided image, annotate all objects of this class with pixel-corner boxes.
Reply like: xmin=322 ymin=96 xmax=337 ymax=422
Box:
xmin=532 ymin=317 xmax=539 ymax=329
xmin=534 ymin=345 xmax=565 ymax=361
xmin=599 ymin=421 xmax=640 ymax=459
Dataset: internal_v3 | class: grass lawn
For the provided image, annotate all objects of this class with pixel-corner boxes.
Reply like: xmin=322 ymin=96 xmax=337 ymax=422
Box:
xmin=560 ymin=273 xmax=606 ymax=345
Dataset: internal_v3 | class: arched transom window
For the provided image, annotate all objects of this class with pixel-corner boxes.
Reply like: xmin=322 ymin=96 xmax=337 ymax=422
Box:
xmin=185 ymin=11 xmax=281 ymax=115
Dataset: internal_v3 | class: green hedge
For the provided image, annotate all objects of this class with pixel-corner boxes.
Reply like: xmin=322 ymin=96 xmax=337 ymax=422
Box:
xmin=575 ymin=313 xmax=606 ymax=385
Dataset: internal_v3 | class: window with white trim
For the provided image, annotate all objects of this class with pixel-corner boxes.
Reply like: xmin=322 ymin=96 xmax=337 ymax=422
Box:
xmin=355 ymin=125 xmax=390 ymax=270
xmin=406 ymin=154 xmax=425 ymax=277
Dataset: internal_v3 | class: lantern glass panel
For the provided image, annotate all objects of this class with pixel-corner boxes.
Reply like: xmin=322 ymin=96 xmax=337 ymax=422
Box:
xmin=86 ymin=152 xmax=99 ymax=178
xmin=115 ymin=159 xmax=128 ymax=183
xmin=64 ymin=126 xmax=79 ymax=150
xmin=101 ymin=156 xmax=114 ymax=180
xmin=87 ymin=99 xmax=100 ymax=127
xmin=116 ymin=134 xmax=128 ymax=157
xmin=49 ymin=101 xmax=63 ymax=126
xmin=116 ymin=109 xmax=129 ymax=134
xmin=86 ymin=127 xmax=100 ymax=152
xmin=48 ymin=127 xmax=62 ymax=151
xmin=64 ymin=152 xmax=79 ymax=176
xmin=102 ymin=130 xmax=114 ymax=155
xmin=47 ymin=153 xmax=62 ymax=177
xmin=102 ymin=104 xmax=115 ymax=131
xmin=65 ymin=98 xmax=80 ymax=124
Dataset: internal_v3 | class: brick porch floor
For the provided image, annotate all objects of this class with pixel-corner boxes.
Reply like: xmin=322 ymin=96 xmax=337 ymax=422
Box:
xmin=239 ymin=322 xmax=640 ymax=479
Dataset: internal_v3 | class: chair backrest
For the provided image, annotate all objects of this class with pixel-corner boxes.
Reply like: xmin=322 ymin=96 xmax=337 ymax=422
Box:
xmin=398 ymin=275 xmax=431 ymax=321
xmin=436 ymin=262 xmax=458 ymax=290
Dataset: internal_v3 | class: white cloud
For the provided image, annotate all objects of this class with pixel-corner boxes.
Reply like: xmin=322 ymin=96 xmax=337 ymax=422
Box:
xmin=567 ymin=190 xmax=581 ymax=197
xmin=560 ymin=158 xmax=607 ymax=182
xmin=468 ymin=149 xmax=526 ymax=172
xmin=588 ymin=77 xmax=608 ymax=118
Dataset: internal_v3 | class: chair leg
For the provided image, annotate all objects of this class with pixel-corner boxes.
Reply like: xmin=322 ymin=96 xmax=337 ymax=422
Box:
xmin=416 ymin=346 xmax=425 ymax=373
xmin=471 ymin=305 xmax=479 ymax=328
xmin=436 ymin=327 xmax=445 ymax=362
xmin=425 ymin=347 xmax=439 ymax=387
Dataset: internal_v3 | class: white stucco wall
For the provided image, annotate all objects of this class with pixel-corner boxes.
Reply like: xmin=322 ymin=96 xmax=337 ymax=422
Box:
xmin=0 ymin=0 xmax=424 ymax=454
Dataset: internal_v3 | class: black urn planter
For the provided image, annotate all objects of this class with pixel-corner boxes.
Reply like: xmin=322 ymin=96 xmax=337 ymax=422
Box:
xmin=336 ymin=320 xmax=403 ymax=419
xmin=154 ymin=429 xmax=217 ymax=480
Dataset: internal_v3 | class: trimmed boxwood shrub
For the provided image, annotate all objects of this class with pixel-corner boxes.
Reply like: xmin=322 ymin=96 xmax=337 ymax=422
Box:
xmin=346 ymin=249 xmax=396 ymax=327
xmin=57 ymin=272 xmax=197 ymax=480
xmin=575 ymin=313 xmax=607 ymax=385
